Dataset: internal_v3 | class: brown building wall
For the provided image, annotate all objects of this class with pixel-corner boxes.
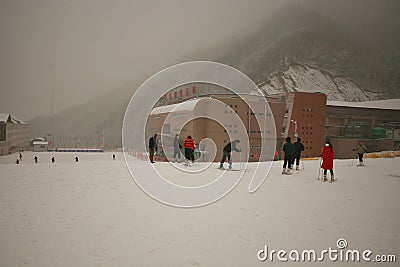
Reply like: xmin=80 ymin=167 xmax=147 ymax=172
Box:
xmin=329 ymin=137 xmax=397 ymax=159
xmin=286 ymin=92 xmax=327 ymax=158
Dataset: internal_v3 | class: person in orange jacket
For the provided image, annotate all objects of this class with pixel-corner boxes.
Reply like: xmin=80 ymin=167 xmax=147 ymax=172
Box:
xmin=321 ymin=141 xmax=335 ymax=182
xmin=183 ymin=135 xmax=195 ymax=164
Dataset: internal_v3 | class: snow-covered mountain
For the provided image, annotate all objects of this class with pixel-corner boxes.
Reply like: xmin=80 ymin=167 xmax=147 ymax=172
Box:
xmin=259 ymin=63 xmax=381 ymax=101
xmin=221 ymin=6 xmax=400 ymax=101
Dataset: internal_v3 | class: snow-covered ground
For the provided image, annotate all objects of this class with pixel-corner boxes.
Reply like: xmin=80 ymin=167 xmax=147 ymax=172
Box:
xmin=0 ymin=152 xmax=399 ymax=266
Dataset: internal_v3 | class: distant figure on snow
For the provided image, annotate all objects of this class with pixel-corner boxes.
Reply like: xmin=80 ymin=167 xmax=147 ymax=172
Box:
xmin=19 ymin=153 xmax=22 ymax=161
xmin=292 ymin=137 xmax=305 ymax=170
xmin=75 ymin=156 xmax=79 ymax=162
xmin=282 ymin=137 xmax=295 ymax=174
xmin=51 ymin=157 xmax=55 ymax=163
xmin=16 ymin=158 xmax=20 ymax=164
xmin=112 ymin=154 xmax=116 ymax=160
xmin=148 ymin=134 xmax=158 ymax=163
xmin=183 ymin=135 xmax=195 ymax=164
xmin=354 ymin=141 xmax=367 ymax=166
xmin=321 ymin=142 xmax=335 ymax=182
xmin=34 ymin=156 xmax=38 ymax=163
xmin=219 ymin=140 xmax=241 ymax=170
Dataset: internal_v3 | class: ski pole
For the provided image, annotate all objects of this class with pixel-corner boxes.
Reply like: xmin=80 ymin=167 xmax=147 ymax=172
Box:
xmin=239 ymin=151 xmax=243 ymax=170
xmin=317 ymin=157 xmax=322 ymax=180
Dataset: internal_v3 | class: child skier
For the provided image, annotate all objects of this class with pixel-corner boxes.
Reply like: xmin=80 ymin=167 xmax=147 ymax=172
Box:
xmin=355 ymin=141 xmax=367 ymax=166
xmin=183 ymin=135 xmax=195 ymax=165
xmin=321 ymin=142 xmax=335 ymax=182
xmin=282 ymin=137 xmax=295 ymax=174
xmin=219 ymin=140 xmax=241 ymax=170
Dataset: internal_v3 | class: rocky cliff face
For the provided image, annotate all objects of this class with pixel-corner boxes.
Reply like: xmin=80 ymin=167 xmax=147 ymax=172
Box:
xmin=259 ymin=63 xmax=381 ymax=101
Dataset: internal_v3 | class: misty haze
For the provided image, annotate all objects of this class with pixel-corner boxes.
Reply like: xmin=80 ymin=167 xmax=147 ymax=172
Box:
xmin=1 ymin=0 xmax=400 ymax=147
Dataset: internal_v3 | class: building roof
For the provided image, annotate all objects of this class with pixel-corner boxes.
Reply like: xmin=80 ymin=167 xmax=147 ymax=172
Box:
xmin=0 ymin=113 xmax=27 ymax=124
xmin=32 ymin=141 xmax=48 ymax=145
xmin=150 ymin=98 xmax=203 ymax=115
xmin=327 ymin=99 xmax=400 ymax=110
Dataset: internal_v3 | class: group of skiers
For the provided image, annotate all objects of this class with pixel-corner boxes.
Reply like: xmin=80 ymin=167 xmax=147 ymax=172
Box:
xmin=281 ymin=137 xmax=368 ymax=182
xmin=16 ymin=154 xmax=55 ymax=164
xmin=15 ymin=153 xmax=117 ymax=164
xmin=282 ymin=137 xmax=305 ymax=174
xmin=149 ymin=133 xmax=368 ymax=177
xmin=149 ymin=133 xmax=241 ymax=169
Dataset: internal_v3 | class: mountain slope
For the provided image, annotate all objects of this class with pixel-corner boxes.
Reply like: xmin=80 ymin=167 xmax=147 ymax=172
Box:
xmin=221 ymin=7 xmax=400 ymax=99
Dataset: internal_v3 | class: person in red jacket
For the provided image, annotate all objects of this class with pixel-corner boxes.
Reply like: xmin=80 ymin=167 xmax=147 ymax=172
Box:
xmin=321 ymin=141 xmax=335 ymax=182
xmin=184 ymin=135 xmax=195 ymax=164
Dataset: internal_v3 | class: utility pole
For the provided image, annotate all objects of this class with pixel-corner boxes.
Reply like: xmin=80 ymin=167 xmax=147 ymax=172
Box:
xmin=291 ymin=119 xmax=298 ymax=142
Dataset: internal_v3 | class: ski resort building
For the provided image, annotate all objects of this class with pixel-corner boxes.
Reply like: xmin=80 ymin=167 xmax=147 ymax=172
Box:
xmin=325 ymin=99 xmax=400 ymax=158
xmin=146 ymin=83 xmax=400 ymax=161
xmin=0 ymin=113 xmax=30 ymax=156
xmin=146 ymin=89 xmax=326 ymax=161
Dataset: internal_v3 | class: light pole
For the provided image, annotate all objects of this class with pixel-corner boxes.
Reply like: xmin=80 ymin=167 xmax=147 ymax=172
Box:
xmin=291 ymin=119 xmax=298 ymax=142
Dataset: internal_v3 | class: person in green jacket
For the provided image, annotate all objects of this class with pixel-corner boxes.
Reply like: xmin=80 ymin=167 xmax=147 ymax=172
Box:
xmin=355 ymin=140 xmax=367 ymax=166
xmin=282 ymin=137 xmax=295 ymax=174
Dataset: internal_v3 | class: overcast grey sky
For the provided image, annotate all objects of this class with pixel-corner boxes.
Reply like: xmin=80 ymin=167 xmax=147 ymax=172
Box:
xmin=0 ymin=0 xmax=295 ymax=121
xmin=1 ymin=0 xmax=398 ymax=121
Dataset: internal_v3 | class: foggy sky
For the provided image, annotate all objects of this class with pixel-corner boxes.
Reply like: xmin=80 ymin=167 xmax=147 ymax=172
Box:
xmin=0 ymin=0 xmax=291 ymax=121
xmin=1 ymin=0 xmax=398 ymax=121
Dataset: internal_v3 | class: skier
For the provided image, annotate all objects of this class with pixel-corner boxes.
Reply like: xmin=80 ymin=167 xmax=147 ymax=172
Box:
xmin=51 ymin=156 xmax=55 ymax=163
xmin=16 ymin=158 xmax=20 ymax=164
xmin=19 ymin=153 xmax=22 ymax=161
xmin=183 ymin=135 xmax=195 ymax=165
xmin=354 ymin=141 xmax=367 ymax=166
xmin=282 ymin=137 xmax=295 ymax=174
xmin=148 ymin=134 xmax=158 ymax=164
xmin=34 ymin=156 xmax=38 ymax=163
xmin=75 ymin=156 xmax=79 ymax=162
xmin=321 ymin=142 xmax=335 ymax=182
xmin=219 ymin=140 xmax=241 ymax=170
xmin=112 ymin=154 xmax=115 ymax=160
xmin=173 ymin=134 xmax=182 ymax=160
xmin=292 ymin=137 xmax=305 ymax=170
